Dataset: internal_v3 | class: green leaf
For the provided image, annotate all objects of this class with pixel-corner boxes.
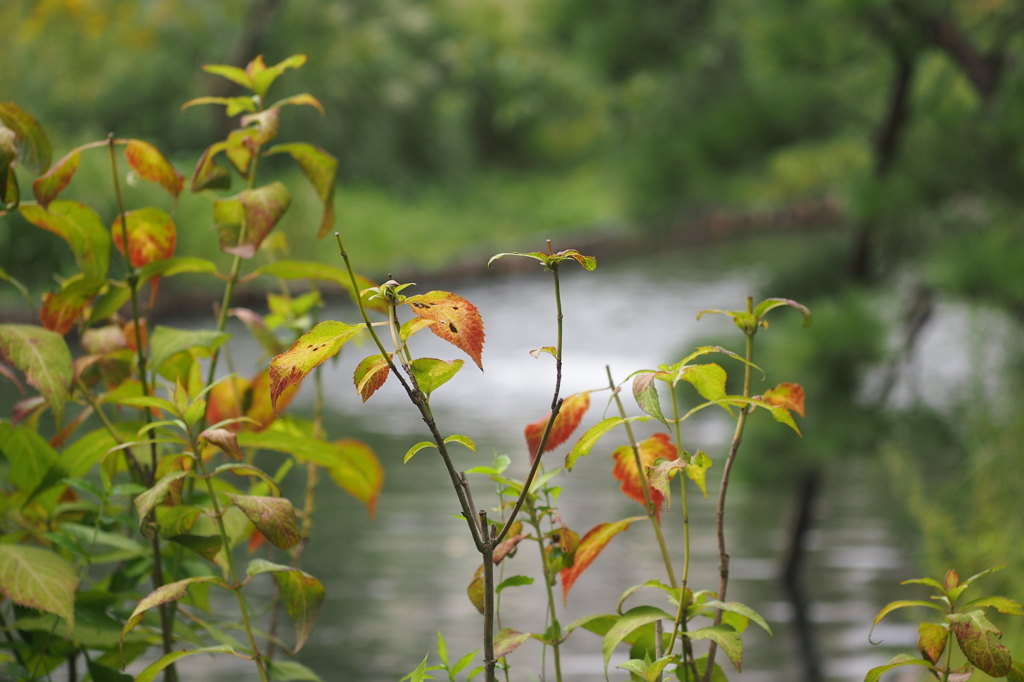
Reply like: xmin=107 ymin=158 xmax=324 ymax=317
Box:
xmin=238 ymin=428 xmax=384 ymax=517
xmin=0 ymin=544 xmax=78 ymax=628
xmin=156 ymin=505 xmax=204 ymax=538
xmin=864 ymin=654 xmax=933 ymax=682
xmin=134 ymin=645 xmax=238 ymax=682
xmin=1008 ymin=660 xmax=1024 ymax=682
xmin=121 ymin=577 xmax=223 ymax=645
xmin=249 ymin=260 xmax=388 ymax=314
xmin=675 ymin=363 xmax=728 ymax=402
xmin=901 ymin=577 xmax=945 ymax=590
xmin=267 ymin=660 xmax=324 ymax=681
xmin=264 ymin=143 xmax=337 ymax=238
xmin=493 ymin=628 xmax=531 ymax=659
xmin=918 ymin=622 xmax=947 ymax=664
xmin=0 ymin=324 xmax=73 ymax=429
xmin=190 ymin=140 xmax=231 ymax=191
xmin=167 ymin=534 xmax=222 ymax=562
xmin=616 ymin=580 xmax=678 ymax=615
xmin=216 ymin=182 xmax=291 ymax=258
xmin=566 ymin=416 xmax=650 ymax=471
xmin=443 ymin=434 xmax=476 ymax=451
xmin=632 ymin=373 xmax=668 ymax=427
xmin=226 ymin=494 xmax=301 ymax=550
xmin=752 ymin=298 xmax=812 ymax=327
xmin=687 ymin=451 xmax=712 ymax=499
xmin=86 ymin=660 xmax=134 ymax=682
xmin=138 ymin=256 xmax=220 ymax=284
xmin=134 ymin=471 xmax=191 ymax=520
xmin=870 ymin=600 xmax=946 ymax=641
xmin=960 ymin=596 xmax=1024 ymax=616
xmin=210 ymin=463 xmax=281 ymax=496
xmin=252 ymin=54 xmax=307 ymax=97
xmin=411 ymin=358 xmax=465 ymax=397
xmin=181 ymin=96 xmax=257 ymax=115
xmin=275 ymin=566 xmax=325 ymax=652
xmin=686 ymin=625 xmax=743 ymax=671
xmin=150 ymin=326 xmax=231 ymax=373
xmin=20 ymin=201 xmax=111 ymax=282
xmin=496 ymin=576 xmax=535 ymax=594
xmin=0 ymin=422 xmax=59 ymax=494
xmin=401 ymin=655 xmax=435 ymax=682
xmin=406 ymin=441 xmax=438 ymax=463
xmin=702 ymin=600 xmax=772 ymax=636
xmin=602 ymin=606 xmax=672 ymax=676
xmin=0 ymin=102 xmax=51 ymax=174
xmin=202 ymin=63 xmax=254 ymax=89
xmin=948 ymin=609 xmax=1012 ymax=677
xmin=676 ymin=655 xmax=728 ymax=682
xmin=268 ymin=321 xmax=364 ymax=411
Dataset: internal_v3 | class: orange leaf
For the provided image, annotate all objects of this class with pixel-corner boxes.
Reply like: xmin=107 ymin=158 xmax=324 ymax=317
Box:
xmin=353 ymin=354 xmax=390 ymax=402
xmin=248 ymin=370 xmax=298 ymax=431
xmin=124 ymin=139 xmax=185 ymax=201
xmin=247 ymin=528 xmax=267 ymax=554
xmin=112 ymin=207 xmax=177 ymax=268
xmin=611 ymin=433 xmax=678 ymax=514
xmin=761 ymin=382 xmax=805 ymax=418
xmin=268 ymin=321 xmax=363 ymax=411
xmin=560 ymin=518 xmax=640 ymax=604
xmin=404 ymin=291 xmax=485 ymax=369
xmin=205 ymin=376 xmax=250 ymax=432
xmin=524 ymin=392 xmax=591 ymax=463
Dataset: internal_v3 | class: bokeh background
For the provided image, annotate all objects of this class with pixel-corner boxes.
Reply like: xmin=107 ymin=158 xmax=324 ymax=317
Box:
xmin=3 ymin=1 xmax=1024 ymax=680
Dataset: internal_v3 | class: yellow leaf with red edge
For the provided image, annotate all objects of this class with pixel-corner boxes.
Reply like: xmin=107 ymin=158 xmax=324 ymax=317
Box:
xmin=611 ymin=433 xmax=678 ymax=513
xmin=761 ymin=382 xmax=805 ymax=418
xmin=353 ymin=354 xmax=390 ymax=402
xmin=124 ymin=139 xmax=185 ymax=201
xmin=525 ymin=392 xmax=591 ymax=463
xmin=112 ymin=207 xmax=176 ymax=268
xmin=40 ymin=277 xmax=104 ymax=335
xmin=269 ymin=321 xmax=363 ymax=411
xmin=32 ymin=148 xmax=80 ymax=208
xmin=403 ymin=291 xmax=485 ymax=369
xmin=560 ymin=517 xmax=643 ymax=604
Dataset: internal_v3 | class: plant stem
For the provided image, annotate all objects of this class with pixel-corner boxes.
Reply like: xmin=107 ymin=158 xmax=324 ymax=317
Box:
xmin=108 ymin=133 xmax=176 ymax=682
xmin=335 ymin=234 xmax=484 ymax=550
xmin=495 ymin=259 xmax=565 ymax=546
xmin=941 ymin=628 xmax=954 ymax=682
xmin=194 ymin=455 xmax=270 ymax=682
xmin=665 ymin=388 xmax=699 ymax=678
xmin=606 ymin=366 xmax=676 ymax=588
xmin=704 ymin=297 xmax=755 ymax=682
xmin=482 ymin=511 xmax=496 ymax=682
xmin=527 ymin=499 xmax=563 ymax=682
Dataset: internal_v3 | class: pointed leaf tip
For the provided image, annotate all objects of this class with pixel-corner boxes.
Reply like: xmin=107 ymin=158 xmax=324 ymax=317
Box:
xmin=404 ymin=291 xmax=485 ymax=369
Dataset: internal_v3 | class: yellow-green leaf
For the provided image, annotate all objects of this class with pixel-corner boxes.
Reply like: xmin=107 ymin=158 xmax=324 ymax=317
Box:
xmin=226 ymin=494 xmax=301 ymax=550
xmin=0 ymin=324 xmax=73 ymax=429
xmin=269 ymin=321 xmax=364 ymax=410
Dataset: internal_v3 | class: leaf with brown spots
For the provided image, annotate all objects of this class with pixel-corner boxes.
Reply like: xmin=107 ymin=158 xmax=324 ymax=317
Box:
xmin=561 ymin=517 xmax=643 ymax=603
xmin=353 ymin=354 xmax=390 ymax=402
xmin=269 ymin=321 xmax=363 ymax=411
xmin=525 ymin=392 xmax=591 ymax=462
xmin=226 ymin=494 xmax=300 ymax=550
xmin=612 ymin=433 xmax=678 ymax=513
xmin=123 ymin=139 xmax=185 ymax=201
xmin=918 ymin=622 xmax=947 ymax=664
xmin=403 ymin=291 xmax=485 ymax=369
xmin=112 ymin=207 xmax=177 ymax=268
xmin=948 ymin=610 xmax=1012 ymax=677
xmin=760 ymin=382 xmax=805 ymax=418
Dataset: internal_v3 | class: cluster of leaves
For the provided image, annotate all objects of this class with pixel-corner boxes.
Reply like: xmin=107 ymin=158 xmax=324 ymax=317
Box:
xmin=867 ymin=566 xmax=1024 ymax=682
xmin=0 ymin=57 xmax=384 ymax=682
